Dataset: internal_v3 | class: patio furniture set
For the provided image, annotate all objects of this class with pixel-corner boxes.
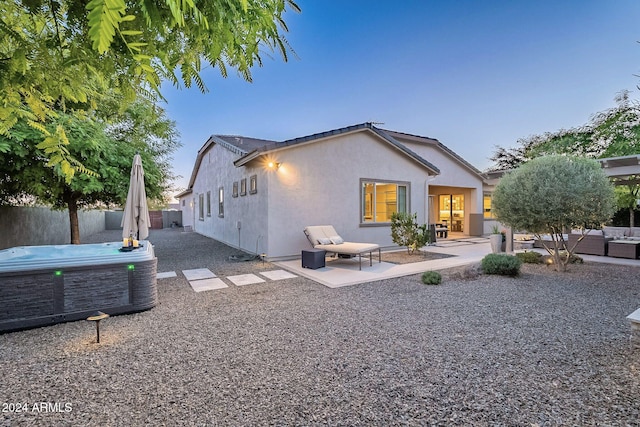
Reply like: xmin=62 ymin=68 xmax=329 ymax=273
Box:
xmin=534 ymin=226 xmax=640 ymax=259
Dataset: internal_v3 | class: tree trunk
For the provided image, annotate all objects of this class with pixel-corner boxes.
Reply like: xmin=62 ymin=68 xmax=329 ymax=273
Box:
xmin=631 ymin=207 xmax=635 ymax=228
xmin=67 ymin=197 xmax=80 ymax=244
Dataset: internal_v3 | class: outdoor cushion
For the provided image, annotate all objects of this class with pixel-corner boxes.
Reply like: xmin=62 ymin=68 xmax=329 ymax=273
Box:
xmin=603 ymin=226 xmax=629 ymax=238
xmin=317 ymin=237 xmax=332 ymax=245
xmin=314 ymin=241 xmax=380 ymax=254
xmin=329 ymin=235 xmax=344 ymax=244
xmin=629 ymin=227 xmax=640 ymax=237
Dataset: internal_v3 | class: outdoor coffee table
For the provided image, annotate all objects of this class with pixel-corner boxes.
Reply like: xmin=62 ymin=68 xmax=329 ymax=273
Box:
xmin=608 ymin=240 xmax=640 ymax=259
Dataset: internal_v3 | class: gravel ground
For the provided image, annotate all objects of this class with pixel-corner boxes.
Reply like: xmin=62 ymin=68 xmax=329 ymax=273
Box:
xmin=1 ymin=228 xmax=639 ymax=426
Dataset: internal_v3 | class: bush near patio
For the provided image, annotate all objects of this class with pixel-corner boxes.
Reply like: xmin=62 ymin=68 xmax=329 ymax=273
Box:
xmin=516 ymin=251 xmax=543 ymax=264
xmin=390 ymin=212 xmax=430 ymax=254
xmin=492 ymin=155 xmax=616 ymax=272
xmin=481 ymin=254 xmax=522 ymax=276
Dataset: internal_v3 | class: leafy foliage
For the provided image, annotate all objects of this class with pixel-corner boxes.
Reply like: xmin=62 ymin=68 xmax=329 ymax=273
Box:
xmin=0 ymin=0 xmax=299 ymax=180
xmin=515 ymin=251 xmax=543 ymax=264
xmin=489 ymin=91 xmax=640 ymax=226
xmin=390 ymin=212 xmax=430 ymax=254
xmin=481 ymin=254 xmax=522 ymax=276
xmin=0 ymin=99 xmax=180 ymax=243
xmin=492 ymin=156 xmax=616 ymax=271
xmin=421 ymin=271 xmax=442 ymax=285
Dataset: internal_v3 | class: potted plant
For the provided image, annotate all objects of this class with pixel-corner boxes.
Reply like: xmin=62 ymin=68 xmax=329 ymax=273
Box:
xmin=490 ymin=225 xmax=504 ymax=253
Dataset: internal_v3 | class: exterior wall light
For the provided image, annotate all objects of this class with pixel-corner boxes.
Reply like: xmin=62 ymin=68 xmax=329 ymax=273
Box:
xmin=268 ymin=162 xmax=281 ymax=170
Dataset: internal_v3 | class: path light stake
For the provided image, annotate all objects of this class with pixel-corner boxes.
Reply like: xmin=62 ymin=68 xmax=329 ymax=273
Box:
xmin=86 ymin=311 xmax=109 ymax=343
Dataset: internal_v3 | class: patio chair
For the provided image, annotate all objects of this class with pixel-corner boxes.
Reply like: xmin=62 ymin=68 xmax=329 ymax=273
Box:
xmin=303 ymin=225 xmax=381 ymax=270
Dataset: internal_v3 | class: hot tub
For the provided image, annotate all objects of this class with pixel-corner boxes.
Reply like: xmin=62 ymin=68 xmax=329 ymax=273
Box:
xmin=0 ymin=241 xmax=157 ymax=332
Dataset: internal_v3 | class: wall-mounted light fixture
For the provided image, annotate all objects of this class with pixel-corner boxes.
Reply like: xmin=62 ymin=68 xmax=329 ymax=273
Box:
xmin=267 ymin=162 xmax=281 ymax=170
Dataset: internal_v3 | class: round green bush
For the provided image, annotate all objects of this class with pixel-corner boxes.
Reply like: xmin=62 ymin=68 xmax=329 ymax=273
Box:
xmin=421 ymin=271 xmax=442 ymax=285
xmin=515 ymin=251 xmax=543 ymax=264
xmin=481 ymin=254 xmax=522 ymax=276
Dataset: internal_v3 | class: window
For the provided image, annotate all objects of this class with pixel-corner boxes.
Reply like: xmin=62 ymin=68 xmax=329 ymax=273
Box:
xmin=249 ymin=175 xmax=257 ymax=194
xmin=182 ymin=200 xmax=185 ymax=207
xmin=206 ymin=191 xmax=211 ymax=217
xmin=198 ymin=194 xmax=204 ymax=221
xmin=483 ymin=193 xmax=494 ymax=219
xmin=361 ymin=180 xmax=409 ymax=223
xmin=232 ymin=182 xmax=239 ymax=198
xmin=218 ymin=187 xmax=224 ymax=217
xmin=240 ymin=178 xmax=247 ymax=196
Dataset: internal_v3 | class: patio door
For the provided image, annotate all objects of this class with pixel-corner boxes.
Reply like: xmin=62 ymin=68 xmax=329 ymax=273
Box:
xmin=439 ymin=194 xmax=464 ymax=232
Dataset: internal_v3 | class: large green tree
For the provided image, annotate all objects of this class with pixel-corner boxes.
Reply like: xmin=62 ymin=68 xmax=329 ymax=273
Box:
xmin=492 ymin=156 xmax=616 ymax=271
xmin=0 ymin=100 xmax=179 ymax=243
xmin=490 ymin=91 xmax=640 ymax=226
xmin=0 ymin=0 xmax=299 ymax=178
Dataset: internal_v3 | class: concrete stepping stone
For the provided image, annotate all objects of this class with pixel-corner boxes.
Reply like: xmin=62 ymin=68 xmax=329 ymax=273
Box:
xmin=227 ymin=274 xmax=265 ymax=286
xmin=190 ymin=278 xmax=228 ymax=292
xmin=157 ymin=271 xmax=177 ymax=279
xmin=259 ymin=270 xmax=298 ymax=281
xmin=182 ymin=268 xmax=216 ymax=281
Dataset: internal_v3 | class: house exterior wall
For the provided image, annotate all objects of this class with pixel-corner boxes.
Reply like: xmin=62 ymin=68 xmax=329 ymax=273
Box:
xmin=178 ymin=194 xmax=195 ymax=229
xmin=263 ymin=131 xmax=436 ymax=259
xmin=399 ymin=139 xmax=485 ymax=234
xmin=188 ymin=145 xmax=268 ymax=254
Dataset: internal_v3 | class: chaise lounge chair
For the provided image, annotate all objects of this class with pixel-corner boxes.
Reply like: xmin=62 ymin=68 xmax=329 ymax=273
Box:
xmin=304 ymin=225 xmax=381 ymax=270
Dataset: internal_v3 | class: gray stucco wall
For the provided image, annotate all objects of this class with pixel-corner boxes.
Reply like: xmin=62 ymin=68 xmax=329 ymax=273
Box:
xmin=0 ymin=206 xmax=105 ymax=249
xmin=190 ymin=144 xmax=268 ymax=255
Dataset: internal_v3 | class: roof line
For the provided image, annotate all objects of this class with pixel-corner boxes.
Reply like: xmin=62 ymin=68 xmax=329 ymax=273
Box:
xmin=233 ymin=123 xmax=440 ymax=174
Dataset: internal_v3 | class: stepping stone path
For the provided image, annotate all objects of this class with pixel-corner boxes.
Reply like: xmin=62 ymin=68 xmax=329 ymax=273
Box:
xmin=156 ymin=268 xmax=298 ymax=293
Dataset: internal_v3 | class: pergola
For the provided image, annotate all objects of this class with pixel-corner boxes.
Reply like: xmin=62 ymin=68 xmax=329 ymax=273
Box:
xmin=598 ymin=154 xmax=640 ymax=186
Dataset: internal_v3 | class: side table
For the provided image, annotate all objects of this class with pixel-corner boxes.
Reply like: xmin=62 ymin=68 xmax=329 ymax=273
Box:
xmin=302 ymin=249 xmax=326 ymax=269
xmin=608 ymin=240 xmax=640 ymax=259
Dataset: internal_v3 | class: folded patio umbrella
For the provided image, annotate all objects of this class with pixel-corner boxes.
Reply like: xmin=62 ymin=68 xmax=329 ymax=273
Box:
xmin=121 ymin=153 xmax=150 ymax=240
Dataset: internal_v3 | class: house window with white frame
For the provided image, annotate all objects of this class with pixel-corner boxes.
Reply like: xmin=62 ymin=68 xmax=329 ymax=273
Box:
xmin=198 ymin=194 xmax=204 ymax=221
xmin=206 ymin=191 xmax=211 ymax=217
xmin=361 ymin=180 xmax=409 ymax=224
xmin=218 ymin=187 xmax=224 ymax=217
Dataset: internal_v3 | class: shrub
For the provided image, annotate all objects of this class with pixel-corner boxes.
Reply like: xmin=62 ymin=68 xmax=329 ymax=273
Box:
xmin=421 ymin=271 xmax=442 ymax=285
xmin=542 ymin=252 xmax=583 ymax=266
xmin=481 ymin=254 xmax=522 ymax=276
xmin=516 ymin=251 xmax=543 ymax=264
xmin=391 ymin=212 xmax=430 ymax=254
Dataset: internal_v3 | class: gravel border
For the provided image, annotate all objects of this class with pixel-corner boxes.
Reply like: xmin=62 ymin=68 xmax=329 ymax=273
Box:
xmin=1 ymin=228 xmax=639 ymax=426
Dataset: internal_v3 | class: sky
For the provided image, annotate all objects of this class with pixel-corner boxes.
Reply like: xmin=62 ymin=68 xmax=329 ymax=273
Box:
xmin=162 ymin=0 xmax=640 ymax=199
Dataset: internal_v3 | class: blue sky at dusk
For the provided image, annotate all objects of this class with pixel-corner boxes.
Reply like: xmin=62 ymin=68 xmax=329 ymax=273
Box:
xmin=163 ymin=0 xmax=640 ymax=197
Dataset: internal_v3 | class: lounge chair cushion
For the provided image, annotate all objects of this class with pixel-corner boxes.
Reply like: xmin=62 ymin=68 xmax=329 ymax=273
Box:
xmin=329 ymin=235 xmax=344 ymax=244
xmin=317 ymin=237 xmax=332 ymax=245
xmin=314 ymin=242 xmax=380 ymax=255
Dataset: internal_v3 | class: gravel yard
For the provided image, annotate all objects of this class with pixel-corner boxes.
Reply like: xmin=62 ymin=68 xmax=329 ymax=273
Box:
xmin=1 ymin=229 xmax=639 ymax=426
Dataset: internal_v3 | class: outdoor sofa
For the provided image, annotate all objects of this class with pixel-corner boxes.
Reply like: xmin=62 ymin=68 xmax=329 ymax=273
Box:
xmin=568 ymin=226 xmax=640 ymax=256
xmin=303 ymin=225 xmax=381 ymax=270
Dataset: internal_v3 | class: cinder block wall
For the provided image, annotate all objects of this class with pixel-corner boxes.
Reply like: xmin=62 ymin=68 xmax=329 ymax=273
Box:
xmin=0 ymin=206 xmax=105 ymax=249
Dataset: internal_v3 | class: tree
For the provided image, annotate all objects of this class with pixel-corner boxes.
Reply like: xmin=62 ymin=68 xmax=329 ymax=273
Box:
xmin=1 ymin=0 xmax=299 ymax=179
xmin=490 ymin=91 xmax=640 ymax=227
xmin=0 ymin=100 xmax=179 ymax=244
xmin=390 ymin=212 xmax=430 ymax=254
xmin=492 ymin=156 xmax=616 ymax=271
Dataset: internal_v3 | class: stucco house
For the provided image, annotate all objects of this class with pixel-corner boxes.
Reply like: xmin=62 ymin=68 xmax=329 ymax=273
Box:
xmin=176 ymin=123 xmax=498 ymax=260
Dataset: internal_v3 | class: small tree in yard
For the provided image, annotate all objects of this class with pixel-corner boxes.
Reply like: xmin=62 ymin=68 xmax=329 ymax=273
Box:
xmin=492 ymin=155 xmax=616 ymax=271
xmin=391 ymin=212 xmax=430 ymax=254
